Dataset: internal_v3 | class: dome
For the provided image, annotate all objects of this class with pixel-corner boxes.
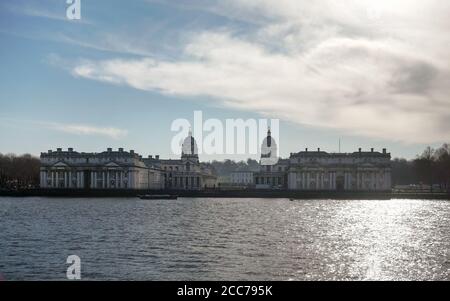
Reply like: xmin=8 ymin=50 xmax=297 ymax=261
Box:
xmin=260 ymin=128 xmax=278 ymax=165
xmin=181 ymin=130 xmax=198 ymax=157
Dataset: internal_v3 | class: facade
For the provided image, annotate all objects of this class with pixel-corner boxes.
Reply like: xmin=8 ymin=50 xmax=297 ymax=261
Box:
xmin=40 ymin=148 xmax=163 ymax=190
xmin=40 ymin=131 xmax=217 ymax=190
xmin=287 ymin=148 xmax=391 ymax=191
xmin=143 ymin=130 xmax=217 ymax=190
xmin=254 ymin=130 xmax=392 ymax=191
xmin=254 ymin=159 xmax=289 ymax=189
xmin=254 ymin=129 xmax=289 ymax=189
xmin=40 ymin=130 xmax=390 ymax=192
xmin=230 ymin=171 xmax=254 ymax=185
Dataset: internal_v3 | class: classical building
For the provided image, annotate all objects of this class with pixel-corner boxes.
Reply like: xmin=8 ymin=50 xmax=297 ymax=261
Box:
xmin=40 ymin=148 xmax=163 ymax=190
xmin=254 ymin=129 xmax=289 ymax=189
xmin=143 ymin=130 xmax=217 ymax=190
xmin=287 ymin=148 xmax=392 ymax=191
xmin=40 ymin=131 xmax=217 ymax=190
xmin=254 ymin=129 xmax=392 ymax=191
xmin=40 ymin=130 xmax=390 ymax=192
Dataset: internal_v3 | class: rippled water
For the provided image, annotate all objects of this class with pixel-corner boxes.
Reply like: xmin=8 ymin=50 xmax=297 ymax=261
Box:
xmin=0 ymin=197 xmax=449 ymax=280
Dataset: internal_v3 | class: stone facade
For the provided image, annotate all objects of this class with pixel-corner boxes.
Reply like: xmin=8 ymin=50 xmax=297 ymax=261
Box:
xmin=287 ymin=148 xmax=391 ymax=191
xmin=40 ymin=148 xmax=163 ymax=190
xmin=40 ymin=131 xmax=217 ymax=191
xmin=230 ymin=171 xmax=254 ymax=185
xmin=254 ymin=130 xmax=392 ymax=191
xmin=144 ymin=131 xmax=217 ymax=190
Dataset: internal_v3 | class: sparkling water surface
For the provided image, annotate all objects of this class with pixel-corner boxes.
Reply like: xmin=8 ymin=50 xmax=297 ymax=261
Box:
xmin=0 ymin=197 xmax=449 ymax=280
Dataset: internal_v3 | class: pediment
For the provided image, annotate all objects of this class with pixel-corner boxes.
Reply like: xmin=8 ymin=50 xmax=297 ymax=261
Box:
xmin=104 ymin=161 xmax=121 ymax=167
xmin=52 ymin=161 xmax=70 ymax=167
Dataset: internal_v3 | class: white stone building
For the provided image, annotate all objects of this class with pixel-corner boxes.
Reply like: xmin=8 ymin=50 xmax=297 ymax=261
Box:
xmin=254 ymin=129 xmax=392 ymax=191
xmin=287 ymin=148 xmax=392 ymax=191
xmin=40 ymin=148 xmax=164 ymax=190
xmin=143 ymin=130 xmax=217 ymax=190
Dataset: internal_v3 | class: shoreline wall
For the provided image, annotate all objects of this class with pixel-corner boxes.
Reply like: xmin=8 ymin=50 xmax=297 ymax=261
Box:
xmin=0 ymin=189 xmax=449 ymax=200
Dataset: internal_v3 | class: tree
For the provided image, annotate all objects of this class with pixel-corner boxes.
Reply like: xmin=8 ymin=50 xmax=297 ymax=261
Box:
xmin=413 ymin=147 xmax=436 ymax=191
xmin=434 ymin=144 xmax=450 ymax=191
xmin=0 ymin=153 xmax=40 ymax=189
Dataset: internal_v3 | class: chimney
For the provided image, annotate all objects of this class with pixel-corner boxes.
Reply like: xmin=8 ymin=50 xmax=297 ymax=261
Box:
xmin=383 ymin=148 xmax=386 ymax=154
xmin=130 ymin=150 xmax=134 ymax=155
xmin=107 ymin=148 xmax=112 ymax=152
xmin=119 ymin=148 xmax=124 ymax=152
xmin=305 ymin=148 xmax=308 ymax=152
xmin=318 ymin=148 xmax=320 ymax=152
xmin=358 ymin=148 xmax=362 ymax=153
xmin=48 ymin=150 xmax=52 ymax=154
xmin=57 ymin=148 xmax=62 ymax=152
xmin=371 ymin=148 xmax=374 ymax=152
xmin=148 ymin=155 xmax=153 ymax=159
xmin=68 ymin=148 xmax=73 ymax=152
xmin=155 ymin=155 xmax=160 ymax=160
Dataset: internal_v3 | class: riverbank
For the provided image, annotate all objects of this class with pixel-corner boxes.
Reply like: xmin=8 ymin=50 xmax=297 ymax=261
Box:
xmin=0 ymin=189 xmax=449 ymax=200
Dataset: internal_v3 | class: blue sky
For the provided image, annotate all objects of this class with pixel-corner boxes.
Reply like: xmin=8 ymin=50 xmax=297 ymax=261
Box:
xmin=1 ymin=0 xmax=449 ymax=161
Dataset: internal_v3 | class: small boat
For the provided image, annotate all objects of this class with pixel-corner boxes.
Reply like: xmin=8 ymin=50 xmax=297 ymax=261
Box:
xmin=138 ymin=194 xmax=178 ymax=200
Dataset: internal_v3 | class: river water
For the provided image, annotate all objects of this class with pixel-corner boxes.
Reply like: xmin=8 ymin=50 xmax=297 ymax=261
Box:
xmin=0 ymin=197 xmax=448 ymax=280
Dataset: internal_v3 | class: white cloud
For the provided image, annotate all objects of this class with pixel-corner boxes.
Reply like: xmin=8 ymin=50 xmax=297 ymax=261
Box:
xmin=69 ymin=0 xmax=450 ymax=144
xmin=47 ymin=123 xmax=128 ymax=140
xmin=0 ymin=117 xmax=128 ymax=140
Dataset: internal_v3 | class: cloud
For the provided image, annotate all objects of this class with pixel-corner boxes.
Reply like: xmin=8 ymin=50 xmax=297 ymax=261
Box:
xmin=0 ymin=117 xmax=128 ymax=140
xmin=68 ymin=0 xmax=450 ymax=144
xmin=45 ymin=123 xmax=128 ymax=140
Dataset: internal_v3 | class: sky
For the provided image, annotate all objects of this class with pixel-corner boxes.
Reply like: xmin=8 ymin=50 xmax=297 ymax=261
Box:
xmin=1 ymin=0 xmax=449 ymax=161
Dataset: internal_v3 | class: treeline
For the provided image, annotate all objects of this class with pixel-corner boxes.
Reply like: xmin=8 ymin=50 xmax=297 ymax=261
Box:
xmin=208 ymin=158 xmax=260 ymax=176
xmin=392 ymin=144 xmax=450 ymax=191
xmin=0 ymin=153 xmax=40 ymax=189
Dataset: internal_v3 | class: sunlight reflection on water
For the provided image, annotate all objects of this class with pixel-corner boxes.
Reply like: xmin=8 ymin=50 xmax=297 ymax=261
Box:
xmin=0 ymin=197 xmax=448 ymax=280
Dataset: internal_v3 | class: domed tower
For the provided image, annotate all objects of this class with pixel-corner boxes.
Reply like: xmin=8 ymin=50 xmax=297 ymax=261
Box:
xmin=181 ymin=129 xmax=199 ymax=163
xmin=260 ymin=127 xmax=278 ymax=165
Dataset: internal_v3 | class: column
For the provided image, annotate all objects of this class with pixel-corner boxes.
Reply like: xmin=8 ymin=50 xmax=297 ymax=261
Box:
xmin=321 ymin=173 xmax=324 ymax=190
xmin=91 ymin=171 xmax=95 ymax=189
xmin=344 ymin=173 xmax=347 ymax=190
xmin=107 ymin=171 xmax=110 ymax=189
xmin=102 ymin=172 xmax=106 ymax=189
xmin=356 ymin=171 xmax=359 ymax=190
xmin=348 ymin=173 xmax=352 ymax=190
xmin=329 ymin=172 xmax=332 ymax=190
xmin=129 ymin=171 xmax=133 ymax=189
xmin=331 ymin=172 xmax=335 ymax=190
xmin=361 ymin=170 xmax=366 ymax=190
xmin=42 ymin=171 xmax=46 ymax=188
xmin=372 ymin=172 xmax=376 ymax=190
xmin=306 ymin=173 xmax=310 ymax=190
